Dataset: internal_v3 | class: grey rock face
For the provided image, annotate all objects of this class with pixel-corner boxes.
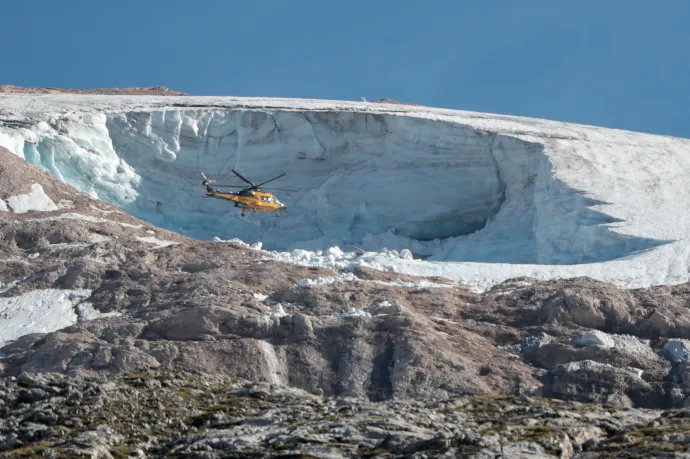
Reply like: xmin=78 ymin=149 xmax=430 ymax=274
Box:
xmin=0 ymin=370 xmax=688 ymax=458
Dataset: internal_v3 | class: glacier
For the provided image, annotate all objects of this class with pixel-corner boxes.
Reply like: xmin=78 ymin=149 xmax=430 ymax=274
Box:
xmin=1 ymin=93 xmax=690 ymax=290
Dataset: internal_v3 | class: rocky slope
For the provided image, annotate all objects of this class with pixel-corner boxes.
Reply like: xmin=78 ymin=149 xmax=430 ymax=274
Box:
xmin=3 ymin=145 xmax=690 ymax=456
xmin=3 ymin=370 xmax=690 ymax=458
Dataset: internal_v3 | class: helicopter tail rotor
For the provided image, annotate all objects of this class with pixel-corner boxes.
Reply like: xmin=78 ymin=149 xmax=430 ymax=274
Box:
xmin=201 ymin=172 xmax=216 ymax=185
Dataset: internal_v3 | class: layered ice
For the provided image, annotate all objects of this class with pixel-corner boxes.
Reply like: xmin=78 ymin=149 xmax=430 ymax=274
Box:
xmin=2 ymin=94 xmax=690 ymax=290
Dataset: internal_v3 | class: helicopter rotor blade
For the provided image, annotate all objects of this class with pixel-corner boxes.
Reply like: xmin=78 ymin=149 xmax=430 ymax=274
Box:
xmin=262 ymin=187 xmax=302 ymax=192
xmin=231 ymin=169 xmax=257 ymax=187
xmin=200 ymin=172 xmax=215 ymax=183
xmin=211 ymin=185 xmax=249 ymax=188
xmin=256 ymin=172 xmax=287 ymax=187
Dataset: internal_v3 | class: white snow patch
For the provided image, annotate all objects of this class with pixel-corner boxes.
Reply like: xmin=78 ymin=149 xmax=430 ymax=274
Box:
xmin=88 ymin=233 xmax=112 ymax=243
xmin=0 ymin=289 xmax=91 ymax=346
xmin=259 ymin=304 xmax=289 ymax=331
xmin=610 ymin=334 xmax=656 ymax=360
xmin=213 ymin=237 xmax=263 ymax=250
xmin=337 ymin=307 xmax=371 ymax=319
xmin=298 ymin=273 xmax=358 ymax=287
xmin=399 ymin=249 xmax=414 ymax=260
xmin=0 ymin=199 xmax=8 ymax=212
xmin=562 ymin=360 xmax=614 ymax=372
xmin=136 ymin=236 xmax=179 ymax=249
xmin=90 ymin=204 xmax=119 ymax=214
xmin=6 ymin=183 xmax=58 ymax=213
xmin=257 ymin=339 xmax=287 ymax=385
xmin=9 ymin=213 xmax=108 ymax=224
xmin=118 ymin=222 xmax=143 ymax=229
xmin=624 ymin=367 xmax=645 ymax=378
xmin=431 ymin=316 xmax=458 ymax=324
xmin=253 ymin=293 xmax=268 ymax=301
xmin=572 ymin=330 xmax=655 ymax=360
xmin=57 ymin=213 xmax=107 ymax=223
xmin=270 ymin=304 xmax=288 ymax=318
xmin=572 ymin=330 xmax=616 ymax=348
xmin=295 ymin=272 xmax=453 ymax=290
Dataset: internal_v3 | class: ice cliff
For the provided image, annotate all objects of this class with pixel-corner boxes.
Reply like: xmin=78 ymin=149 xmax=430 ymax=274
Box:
xmin=1 ymin=94 xmax=690 ymax=289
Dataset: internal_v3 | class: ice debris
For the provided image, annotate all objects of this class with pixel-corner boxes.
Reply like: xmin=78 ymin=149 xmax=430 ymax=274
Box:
xmin=336 ymin=308 xmax=371 ymax=319
xmin=572 ymin=330 xmax=615 ymax=348
xmin=5 ymin=183 xmax=58 ymax=213
xmin=520 ymin=332 xmax=554 ymax=353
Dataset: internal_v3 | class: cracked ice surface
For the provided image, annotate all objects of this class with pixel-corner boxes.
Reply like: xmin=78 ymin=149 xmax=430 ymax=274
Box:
xmin=2 ymin=94 xmax=690 ymax=290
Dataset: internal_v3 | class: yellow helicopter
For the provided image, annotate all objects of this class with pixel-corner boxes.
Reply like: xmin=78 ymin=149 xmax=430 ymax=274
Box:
xmin=200 ymin=169 xmax=299 ymax=217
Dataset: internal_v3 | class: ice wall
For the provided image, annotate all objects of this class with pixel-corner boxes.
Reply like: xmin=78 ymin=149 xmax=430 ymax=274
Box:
xmin=104 ymin=109 xmax=508 ymax=247
xmin=0 ymin=96 xmax=685 ymax=272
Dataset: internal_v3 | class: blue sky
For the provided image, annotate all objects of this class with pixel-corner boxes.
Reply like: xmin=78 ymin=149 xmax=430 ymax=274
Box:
xmin=3 ymin=0 xmax=689 ymax=138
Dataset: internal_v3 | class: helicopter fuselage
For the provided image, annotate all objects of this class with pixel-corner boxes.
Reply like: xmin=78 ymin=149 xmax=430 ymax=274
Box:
xmin=205 ymin=188 xmax=285 ymax=213
xmin=201 ymin=169 xmax=293 ymax=216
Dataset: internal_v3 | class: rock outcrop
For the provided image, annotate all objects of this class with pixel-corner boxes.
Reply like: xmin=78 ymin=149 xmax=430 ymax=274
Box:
xmin=5 ymin=145 xmax=690 ymax=456
xmin=2 ymin=370 xmax=689 ymax=458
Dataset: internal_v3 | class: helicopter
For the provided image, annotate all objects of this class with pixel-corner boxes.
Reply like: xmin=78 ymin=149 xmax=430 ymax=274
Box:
xmin=200 ymin=169 xmax=299 ymax=217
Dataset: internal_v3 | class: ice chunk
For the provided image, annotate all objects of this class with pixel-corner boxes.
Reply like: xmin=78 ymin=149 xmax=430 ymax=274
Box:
xmin=571 ymin=331 xmax=656 ymax=361
xmin=327 ymin=246 xmax=344 ymax=258
xmin=136 ymin=236 xmax=179 ymax=249
xmin=572 ymin=330 xmax=616 ymax=348
xmin=88 ymin=233 xmax=112 ymax=243
xmin=259 ymin=303 xmax=289 ymax=330
xmin=6 ymin=183 xmax=58 ymax=213
xmin=520 ymin=332 xmax=554 ymax=353
xmin=624 ymin=367 xmax=644 ymax=378
xmin=298 ymin=273 xmax=358 ymax=287
xmin=561 ymin=360 xmax=614 ymax=372
xmin=271 ymin=304 xmax=288 ymax=317
xmin=337 ymin=307 xmax=371 ymax=319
